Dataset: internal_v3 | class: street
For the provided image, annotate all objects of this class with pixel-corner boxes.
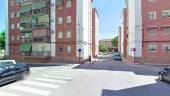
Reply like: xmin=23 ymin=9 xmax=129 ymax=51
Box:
xmin=0 ymin=54 xmax=170 ymax=96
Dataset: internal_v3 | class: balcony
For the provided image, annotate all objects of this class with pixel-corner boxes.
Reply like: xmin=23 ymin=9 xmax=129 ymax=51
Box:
xmin=33 ymin=36 xmax=50 ymax=43
xmin=19 ymin=4 xmax=32 ymax=16
xmin=21 ymin=38 xmax=32 ymax=43
xmin=31 ymin=51 xmax=50 ymax=57
xmin=32 ymin=1 xmax=50 ymax=14
xmin=32 ymin=23 xmax=49 ymax=29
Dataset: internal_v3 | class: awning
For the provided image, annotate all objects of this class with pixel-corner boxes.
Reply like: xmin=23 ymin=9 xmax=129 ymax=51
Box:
xmin=20 ymin=44 xmax=32 ymax=52
xmin=21 ymin=29 xmax=32 ymax=33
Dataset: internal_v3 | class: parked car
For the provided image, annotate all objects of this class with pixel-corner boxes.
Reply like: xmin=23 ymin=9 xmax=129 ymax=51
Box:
xmin=103 ymin=53 xmax=108 ymax=55
xmin=0 ymin=60 xmax=30 ymax=86
xmin=113 ymin=53 xmax=122 ymax=61
xmin=158 ymin=67 xmax=170 ymax=82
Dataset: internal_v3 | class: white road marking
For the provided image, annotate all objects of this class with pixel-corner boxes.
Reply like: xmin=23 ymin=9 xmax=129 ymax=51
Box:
xmin=9 ymin=85 xmax=51 ymax=96
xmin=0 ymin=91 xmax=20 ymax=96
xmin=41 ymin=75 xmax=73 ymax=80
xmin=34 ymin=77 xmax=67 ymax=84
xmin=22 ymin=81 xmax=59 ymax=88
xmin=47 ymin=73 xmax=76 ymax=77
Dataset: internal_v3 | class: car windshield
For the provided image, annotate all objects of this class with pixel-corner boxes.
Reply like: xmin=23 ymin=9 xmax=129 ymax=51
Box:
xmin=0 ymin=60 xmax=15 ymax=65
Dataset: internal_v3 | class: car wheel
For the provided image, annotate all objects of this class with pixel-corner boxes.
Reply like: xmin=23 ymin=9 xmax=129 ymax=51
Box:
xmin=158 ymin=74 xmax=163 ymax=81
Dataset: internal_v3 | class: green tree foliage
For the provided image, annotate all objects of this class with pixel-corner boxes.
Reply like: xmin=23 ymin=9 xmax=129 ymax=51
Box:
xmin=99 ymin=44 xmax=108 ymax=52
xmin=112 ymin=36 xmax=118 ymax=47
xmin=0 ymin=30 xmax=5 ymax=49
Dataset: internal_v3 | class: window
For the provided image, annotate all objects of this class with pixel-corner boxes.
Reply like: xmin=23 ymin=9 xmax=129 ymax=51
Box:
xmin=17 ymin=23 xmax=20 ymax=29
xmin=66 ymin=0 xmax=72 ymax=8
xmin=58 ymin=45 xmax=63 ymax=52
xmin=162 ymin=27 xmax=170 ymax=35
xmin=58 ymin=5 xmax=63 ymax=9
xmin=16 ymin=35 xmax=20 ymax=41
xmin=148 ymin=11 xmax=156 ymax=20
xmin=66 ymin=16 xmax=72 ymax=23
xmin=58 ymin=32 xmax=63 ymax=38
xmin=11 ymin=24 xmax=15 ymax=29
xmin=58 ymin=17 xmax=63 ymax=24
xmin=66 ymin=31 xmax=71 ymax=38
xmin=11 ymin=1 xmax=15 ymax=6
xmin=16 ymin=12 xmax=19 ymax=17
xmin=148 ymin=0 xmax=156 ymax=2
xmin=67 ymin=46 xmax=71 ymax=53
xmin=148 ymin=44 xmax=157 ymax=52
xmin=11 ymin=12 xmax=15 ymax=18
xmin=148 ymin=28 xmax=157 ymax=35
xmin=162 ymin=10 xmax=170 ymax=18
xmin=11 ymin=35 xmax=14 ymax=41
xmin=162 ymin=44 xmax=170 ymax=52
xmin=16 ymin=48 xmax=20 ymax=54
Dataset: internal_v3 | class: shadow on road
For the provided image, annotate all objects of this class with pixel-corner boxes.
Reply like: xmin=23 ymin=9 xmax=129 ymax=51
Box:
xmin=101 ymin=80 xmax=170 ymax=96
xmin=74 ymin=55 xmax=160 ymax=76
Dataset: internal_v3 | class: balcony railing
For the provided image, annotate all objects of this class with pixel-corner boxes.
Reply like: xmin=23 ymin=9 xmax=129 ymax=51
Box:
xmin=33 ymin=36 xmax=50 ymax=43
xmin=31 ymin=51 xmax=51 ymax=56
xmin=32 ymin=23 xmax=49 ymax=28
xmin=21 ymin=38 xmax=32 ymax=43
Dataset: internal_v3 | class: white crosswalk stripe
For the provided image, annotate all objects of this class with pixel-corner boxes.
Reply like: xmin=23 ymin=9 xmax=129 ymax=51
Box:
xmin=22 ymin=81 xmax=60 ymax=88
xmin=47 ymin=73 xmax=76 ymax=77
xmin=0 ymin=65 xmax=80 ymax=96
xmin=34 ymin=77 xmax=67 ymax=84
xmin=0 ymin=91 xmax=20 ymax=96
xmin=9 ymin=85 xmax=51 ymax=96
xmin=41 ymin=75 xmax=73 ymax=80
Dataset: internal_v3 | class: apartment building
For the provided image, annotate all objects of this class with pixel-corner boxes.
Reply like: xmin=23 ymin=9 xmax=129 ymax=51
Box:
xmin=120 ymin=0 xmax=170 ymax=64
xmin=92 ymin=8 xmax=99 ymax=57
xmin=6 ymin=0 xmax=99 ymax=63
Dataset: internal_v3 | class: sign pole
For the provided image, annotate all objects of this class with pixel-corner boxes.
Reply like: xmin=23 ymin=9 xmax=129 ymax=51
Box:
xmin=134 ymin=51 xmax=135 ymax=63
xmin=79 ymin=51 xmax=80 ymax=64
xmin=78 ymin=48 xmax=82 ymax=64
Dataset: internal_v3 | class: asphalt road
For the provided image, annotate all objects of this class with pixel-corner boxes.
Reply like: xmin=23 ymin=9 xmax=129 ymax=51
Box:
xmin=0 ymin=54 xmax=170 ymax=96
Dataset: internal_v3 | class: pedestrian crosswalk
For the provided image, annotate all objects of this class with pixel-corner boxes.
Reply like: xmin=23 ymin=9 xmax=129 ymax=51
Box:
xmin=0 ymin=65 xmax=82 ymax=96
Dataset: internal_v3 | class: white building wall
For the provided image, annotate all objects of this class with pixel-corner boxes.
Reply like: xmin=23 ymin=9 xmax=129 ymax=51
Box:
xmin=95 ymin=12 xmax=99 ymax=55
xmin=120 ymin=12 xmax=124 ymax=55
xmin=5 ymin=0 xmax=9 ymax=56
xmin=76 ymin=0 xmax=92 ymax=59
xmin=50 ymin=0 xmax=56 ymax=57
xmin=127 ymin=0 xmax=142 ymax=57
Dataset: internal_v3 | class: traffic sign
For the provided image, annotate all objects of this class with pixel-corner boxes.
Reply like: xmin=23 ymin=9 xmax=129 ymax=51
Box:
xmin=132 ymin=48 xmax=136 ymax=52
xmin=78 ymin=48 xmax=82 ymax=52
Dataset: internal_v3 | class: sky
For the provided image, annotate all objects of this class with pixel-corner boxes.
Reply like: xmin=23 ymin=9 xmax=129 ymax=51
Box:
xmin=0 ymin=0 xmax=124 ymax=40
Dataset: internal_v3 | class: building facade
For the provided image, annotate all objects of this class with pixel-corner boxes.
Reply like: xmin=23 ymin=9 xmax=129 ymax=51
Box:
xmin=120 ymin=0 xmax=170 ymax=64
xmin=92 ymin=8 xmax=99 ymax=57
xmin=6 ymin=0 xmax=99 ymax=63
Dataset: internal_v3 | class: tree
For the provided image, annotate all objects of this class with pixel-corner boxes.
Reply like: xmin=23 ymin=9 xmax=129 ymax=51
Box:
xmin=0 ymin=30 xmax=5 ymax=50
xmin=112 ymin=36 xmax=118 ymax=47
xmin=99 ymin=44 xmax=108 ymax=52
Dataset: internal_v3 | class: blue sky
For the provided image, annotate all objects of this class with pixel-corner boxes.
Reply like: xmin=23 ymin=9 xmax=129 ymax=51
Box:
xmin=0 ymin=0 xmax=124 ymax=40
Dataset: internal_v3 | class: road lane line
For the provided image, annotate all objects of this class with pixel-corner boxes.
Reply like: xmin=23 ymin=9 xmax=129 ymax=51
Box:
xmin=22 ymin=81 xmax=59 ymax=88
xmin=9 ymin=85 xmax=51 ymax=96
xmin=41 ymin=75 xmax=73 ymax=80
xmin=0 ymin=91 xmax=20 ymax=96
xmin=34 ymin=77 xmax=67 ymax=84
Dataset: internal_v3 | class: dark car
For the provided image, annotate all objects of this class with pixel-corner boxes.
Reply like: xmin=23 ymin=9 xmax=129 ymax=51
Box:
xmin=0 ymin=60 xmax=30 ymax=85
xmin=158 ymin=67 xmax=170 ymax=82
xmin=113 ymin=53 xmax=122 ymax=61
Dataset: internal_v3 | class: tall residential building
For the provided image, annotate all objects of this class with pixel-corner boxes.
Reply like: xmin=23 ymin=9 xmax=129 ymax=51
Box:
xmin=120 ymin=0 xmax=170 ymax=64
xmin=92 ymin=8 xmax=99 ymax=57
xmin=6 ymin=0 xmax=99 ymax=63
